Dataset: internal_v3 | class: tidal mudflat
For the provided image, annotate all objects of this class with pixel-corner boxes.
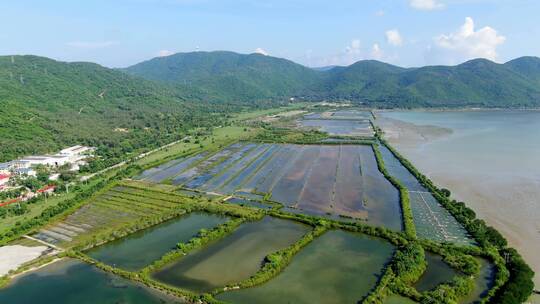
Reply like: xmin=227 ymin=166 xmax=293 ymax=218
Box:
xmin=378 ymin=110 xmax=540 ymax=287
xmin=217 ymin=230 xmax=394 ymax=304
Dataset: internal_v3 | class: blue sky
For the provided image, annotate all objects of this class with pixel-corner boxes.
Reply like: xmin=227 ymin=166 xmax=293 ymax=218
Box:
xmin=1 ymin=0 xmax=539 ymax=68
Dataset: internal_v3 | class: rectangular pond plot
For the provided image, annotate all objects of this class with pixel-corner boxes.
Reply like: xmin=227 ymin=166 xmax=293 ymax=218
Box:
xmin=143 ymin=152 xmax=208 ymax=183
xmin=299 ymin=119 xmax=372 ymax=136
xmin=332 ymin=145 xmax=366 ymax=219
xmin=172 ymin=143 xmax=249 ymax=186
xmin=152 ymin=216 xmax=310 ymax=293
xmin=200 ymin=144 xmax=269 ymax=193
xmin=240 ymin=144 xmax=286 ymax=191
xmin=217 ymin=230 xmax=395 ymax=304
xmin=224 ymin=198 xmax=274 ymax=210
xmin=270 ymin=146 xmax=321 ymax=206
xmin=414 ymin=252 xmax=459 ymax=292
xmin=134 ymin=157 xmax=185 ymax=181
xmin=331 ymin=110 xmax=372 ymax=120
xmin=0 ymin=259 xmax=181 ymax=304
xmin=357 ymin=145 xmax=403 ymax=231
xmin=378 ymin=145 xmax=426 ymax=192
xmin=409 ymin=192 xmax=472 ymax=245
xmin=219 ymin=144 xmax=278 ymax=194
xmin=252 ymin=145 xmax=304 ymax=194
xmin=296 ymin=146 xmax=339 ymax=214
xmin=303 ymin=113 xmax=323 ymax=119
xmin=234 ymin=191 xmax=265 ymax=201
xmin=194 ymin=144 xmax=258 ymax=191
xmin=86 ymin=213 xmax=228 ymax=271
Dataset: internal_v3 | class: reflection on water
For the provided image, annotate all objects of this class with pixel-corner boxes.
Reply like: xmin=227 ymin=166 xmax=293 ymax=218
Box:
xmin=86 ymin=213 xmax=228 ymax=271
xmin=0 ymin=259 xmax=181 ymax=303
xmin=152 ymin=216 xmax=309 ymax=292
xmin=217 ymin=230 xmax=394 ymax=304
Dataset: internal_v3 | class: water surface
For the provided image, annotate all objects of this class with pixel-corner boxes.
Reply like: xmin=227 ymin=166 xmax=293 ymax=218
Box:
xmin=0 ymin=259 xmax=181 ymax=303
xmin=217 ymin=230 xmax=394 ymax=304
xmin=379 ymin=110 xmax=540 ymax=286
xmin=87 ymin=213 xmax=228 ymax=271
xmin=153 ymin=216 xmax=309 ymax=292
xmin=414 ymin=252 xmax=458 ymax=292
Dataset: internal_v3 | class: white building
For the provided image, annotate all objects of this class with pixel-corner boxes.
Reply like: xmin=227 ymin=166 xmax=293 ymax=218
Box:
xmin=18 ymin=155 xmax=72 ymax=167
xmin=60 ymin=145 xmax=94 ymax=156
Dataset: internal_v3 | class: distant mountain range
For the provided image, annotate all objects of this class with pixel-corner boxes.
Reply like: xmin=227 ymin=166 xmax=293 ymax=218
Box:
xmin=124 ymin=51 xmax=540 ymax=108
xmin=1 ymin=51 xmax=540 ymax=160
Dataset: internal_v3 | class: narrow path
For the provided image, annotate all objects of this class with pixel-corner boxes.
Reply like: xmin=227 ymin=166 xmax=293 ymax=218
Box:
xmin=81 ymin=136 xmax=191 ymax=181
xmin=23 ymin=235 xmax=63 ymax=251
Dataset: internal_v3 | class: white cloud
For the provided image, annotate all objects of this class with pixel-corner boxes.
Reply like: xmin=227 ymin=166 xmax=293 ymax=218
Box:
xmin=370 ymin=43 xmax=384 ymax=60
xmin=385 ymin=29 xmax=403 ymax=46
xmin=430 ymin=17 xmax=506 ymax=63
xmin=345 ymin=39 xmax=361 ymax=55
xmin=409 ymin=0 xmax=444 ymax=11
xmin=66 ymin=41 xmax=117 ymax=49
xmin=375 ymin=10 xmax=385 ymax=17
xmin=157 ymin=50 xmax=174 ymax=57
xmin=305 ymin=39 xmax=392 ymax=66
xmin=254 ymin=47 xmax=269 ymax=56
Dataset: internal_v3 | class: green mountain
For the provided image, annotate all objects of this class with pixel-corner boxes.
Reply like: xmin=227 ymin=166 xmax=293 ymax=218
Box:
xmin=123 ymin=51 xmax=321 ymax=101
xmin=125 ymin=51 xmax=540 ymax=107
xmin=0 ymin=55 xmax=228 ymax=163
xmin=2 ymin=52 xmax=540 ymax=162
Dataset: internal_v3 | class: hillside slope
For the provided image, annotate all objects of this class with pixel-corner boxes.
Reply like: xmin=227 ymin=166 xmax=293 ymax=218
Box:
xmin=125 ymin=52 xmax=540 ymax=107
xmin=123 ymin=51 xmax=321 ymax=101
xmin=0 ymin=55 xmax=224 ymax=162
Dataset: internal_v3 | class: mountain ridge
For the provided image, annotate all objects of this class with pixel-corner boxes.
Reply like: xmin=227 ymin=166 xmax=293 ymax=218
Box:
xmin=124 ymin=51 xmax=540 ymax=107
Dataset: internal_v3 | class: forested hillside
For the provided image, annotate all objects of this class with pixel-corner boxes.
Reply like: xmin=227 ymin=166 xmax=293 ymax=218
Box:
xmin=0 ymin=55 xmax=238 ymax=163
xmin=2 ymin=53 xmax=540 ymax=163
xmin=126 ymin=51 xmax=540 ymax=107
xmin=123 ymin=51 xmax=320 ymax=102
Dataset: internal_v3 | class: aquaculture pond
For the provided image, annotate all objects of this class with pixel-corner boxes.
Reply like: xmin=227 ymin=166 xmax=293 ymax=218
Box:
xmin=86 ymin=213 xmax=228 ymax=271
xmin=152 ymin=216 xmax=309 ymax=292
xmin=379 ymin=144 xmax=472 ymax=245
xmin=414 ymin=252 xmax=459 ymax=292
xmin=136 ymin=152 xmax=208 ymax=183
xmin=138 ymin=143 xmax=403 ymax=230
xmin=0 ymin=259 xmax=182 ymax=304
xmin=217 ymin=230 xmax=394 ymax=304
xmin=225 ymin=197 xmax=274 ymax=210
xmin=299 ymin=119 xmax=372 ymax=136
xmin=460 ymin=258 xmax=495 ymax=304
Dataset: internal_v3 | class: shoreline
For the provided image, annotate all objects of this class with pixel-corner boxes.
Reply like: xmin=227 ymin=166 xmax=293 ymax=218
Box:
xmin=376 ymin=114 xmax=540 ymax=289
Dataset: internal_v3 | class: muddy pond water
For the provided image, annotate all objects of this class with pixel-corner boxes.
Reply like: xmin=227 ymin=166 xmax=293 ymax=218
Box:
xmin=217 ymin=230 xmax=394 ymax=304
xmin=414 ymin=252 xmax=459 ymax=292
xmin=152 ymin=216 xmax=309 ymax=292
xmin=0 ymin=259 xmax=182 ymax=303
xmin=86 ymin=213 xmax=228 ymax=271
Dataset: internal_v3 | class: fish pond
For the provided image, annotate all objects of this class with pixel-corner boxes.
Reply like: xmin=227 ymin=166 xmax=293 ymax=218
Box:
xmin=378 ymin=144 xmax=472 ymax=245
xmin=217 ymin=230 xmax=394 ymax=304
xmin=0 ymin=259 xmax=182 ymax=304
xmin=414 ymin=252 xmax=459 ymax=292
xmin=152 ymin=216 xmax=310 ymax=292
xmin=135 ymin=143 xmax=403 ymax=231
xmin=86 ymin=212 xmax=228 ymax=271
